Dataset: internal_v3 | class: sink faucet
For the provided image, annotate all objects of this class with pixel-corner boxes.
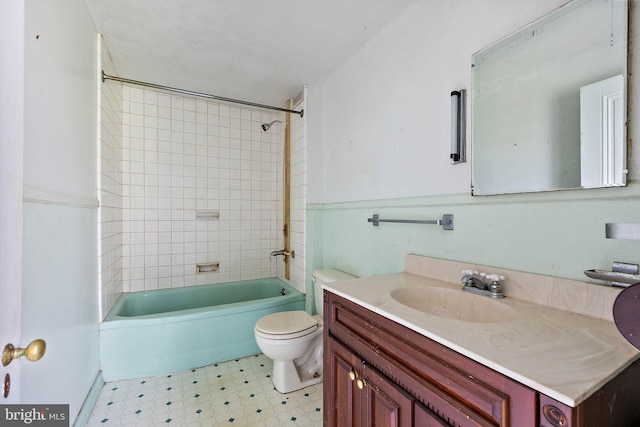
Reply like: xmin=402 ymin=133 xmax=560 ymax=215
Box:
xmin=461 ymin=270 xmax=486 ymax=290
xmin=461 ymin=270 xmax=504 ymax=299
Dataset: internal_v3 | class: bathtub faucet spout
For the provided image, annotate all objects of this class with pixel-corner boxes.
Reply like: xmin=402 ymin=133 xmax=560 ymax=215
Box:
xmin=270 ymin=249 xmax=295 ymax=259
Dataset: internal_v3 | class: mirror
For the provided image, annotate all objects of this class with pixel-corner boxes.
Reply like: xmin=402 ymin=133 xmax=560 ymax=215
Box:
xmin=471 ymin=0 xmax=627 ymax=196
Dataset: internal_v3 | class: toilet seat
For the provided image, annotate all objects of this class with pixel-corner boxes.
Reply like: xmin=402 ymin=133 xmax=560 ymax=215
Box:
xmin=254 ymin=311 xmax=319 ymax=340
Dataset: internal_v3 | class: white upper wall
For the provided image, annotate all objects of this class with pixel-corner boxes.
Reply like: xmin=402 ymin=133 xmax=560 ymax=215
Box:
xmin=23 ymin=0 xmax=98 ymax=201
xmin=308 ymin=0 xmax=632 ymax=203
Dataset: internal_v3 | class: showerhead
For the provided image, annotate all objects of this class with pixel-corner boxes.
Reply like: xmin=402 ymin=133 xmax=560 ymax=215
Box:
xmin=261 ymin=120 xmax=282 ymax=131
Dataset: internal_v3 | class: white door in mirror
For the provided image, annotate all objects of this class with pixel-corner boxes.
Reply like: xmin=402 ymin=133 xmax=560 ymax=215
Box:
xmin=580 ymin=74 xmax=626 ymax=188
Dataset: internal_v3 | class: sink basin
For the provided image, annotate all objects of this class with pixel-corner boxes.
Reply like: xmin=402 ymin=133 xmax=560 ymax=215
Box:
xmin=390 ymin=286 xmax=516 ymax=323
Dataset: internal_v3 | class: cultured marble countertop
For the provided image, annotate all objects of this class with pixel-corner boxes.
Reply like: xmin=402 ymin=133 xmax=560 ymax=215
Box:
xmin=323 ymin=272 xmax=640 ymax=407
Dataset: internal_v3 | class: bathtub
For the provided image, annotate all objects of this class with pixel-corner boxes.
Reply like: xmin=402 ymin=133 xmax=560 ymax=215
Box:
xmin=100 ymin=278 xmax=305 ymax=381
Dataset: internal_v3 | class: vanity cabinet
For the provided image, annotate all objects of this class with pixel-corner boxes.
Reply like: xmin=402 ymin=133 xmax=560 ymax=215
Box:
xmin=323 ymin=291 xmax=640 ymax=427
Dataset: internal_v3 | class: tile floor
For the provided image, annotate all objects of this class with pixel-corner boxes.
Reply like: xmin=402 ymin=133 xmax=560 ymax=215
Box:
xmin=87 ymin=354 xmax=323 ymax=427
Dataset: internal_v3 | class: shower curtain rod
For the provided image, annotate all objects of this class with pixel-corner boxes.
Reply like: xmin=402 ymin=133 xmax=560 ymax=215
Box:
xmin=101 ymin=71 xmax=304 ymax=117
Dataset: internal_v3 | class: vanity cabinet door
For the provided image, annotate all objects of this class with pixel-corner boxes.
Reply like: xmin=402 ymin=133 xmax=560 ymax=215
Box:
xmin=362 ymin=363 xmax=415 ymax=427
xmin=325 ymin=336 xmax=363 ymax=427
xmin=325 ymin=336 xmax=417 ymax=427
xmin=414 ymin=403 xmax=451 ymax=427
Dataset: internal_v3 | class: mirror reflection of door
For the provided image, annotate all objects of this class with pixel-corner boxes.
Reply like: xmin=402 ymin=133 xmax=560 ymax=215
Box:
xmin=580 ymin=74 xmax=625 ymax=188
xmin=471 ymin=0 xmax=627 ymax=195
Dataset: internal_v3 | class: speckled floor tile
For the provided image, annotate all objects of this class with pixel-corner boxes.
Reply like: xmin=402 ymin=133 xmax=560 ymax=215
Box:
xmin=86 ymin=354 xmax=323 ymax=427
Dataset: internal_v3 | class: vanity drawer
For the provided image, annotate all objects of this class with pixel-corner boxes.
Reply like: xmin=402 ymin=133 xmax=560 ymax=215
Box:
xmin=326 ymin=291 xmax=537 ymax=426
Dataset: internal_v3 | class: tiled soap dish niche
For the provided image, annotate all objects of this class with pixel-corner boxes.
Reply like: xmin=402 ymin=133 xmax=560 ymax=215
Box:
xmin=196 ymin=210 xmax=220 ymax=220
xmin=197 ymin=262 xmax=220 ymax=274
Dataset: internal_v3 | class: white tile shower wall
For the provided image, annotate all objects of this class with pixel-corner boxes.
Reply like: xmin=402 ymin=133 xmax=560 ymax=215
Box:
xmin=121 ymin=86 xmax=283 ymax=292
xmin=289 ymin=91 xmax=307 ymax=293
xmin=98 ymin=36 xmax=123 ymax=319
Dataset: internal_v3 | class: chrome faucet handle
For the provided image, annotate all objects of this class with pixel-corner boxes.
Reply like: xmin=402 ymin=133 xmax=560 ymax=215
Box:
xmin=486 ymin=274 xmax=505 ymax=296
xmin=489 ymin=281 xmax=502 ymax=292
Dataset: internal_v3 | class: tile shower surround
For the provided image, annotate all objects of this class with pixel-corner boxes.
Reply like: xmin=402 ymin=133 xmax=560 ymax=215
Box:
xmin=121 ymin=87 xmax=284 ymax=293
xmin=99 ymin=37 xmax=124 ymax=319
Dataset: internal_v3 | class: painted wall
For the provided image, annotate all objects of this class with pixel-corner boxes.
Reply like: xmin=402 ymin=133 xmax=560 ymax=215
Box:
xmin=21 ymin=0 xmax=100 ymax=423
xmin=307 ymin=0 xmax=640 ymax=284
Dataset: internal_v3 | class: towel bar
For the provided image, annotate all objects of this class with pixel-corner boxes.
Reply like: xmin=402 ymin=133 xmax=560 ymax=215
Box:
xmin=367 ymin=214 xmax=454 ymax=230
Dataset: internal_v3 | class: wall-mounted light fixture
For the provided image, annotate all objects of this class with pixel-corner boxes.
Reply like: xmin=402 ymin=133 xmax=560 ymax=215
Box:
xmin=450 ymin=89 xmax=466 ymax=164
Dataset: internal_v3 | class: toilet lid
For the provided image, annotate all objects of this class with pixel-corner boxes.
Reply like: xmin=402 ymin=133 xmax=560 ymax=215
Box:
xmin=255 ymin=311 xmax=318 ymax=339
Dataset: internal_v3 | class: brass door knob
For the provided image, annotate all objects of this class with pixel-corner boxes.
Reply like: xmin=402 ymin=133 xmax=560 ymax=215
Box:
xmin=356 ymin=378 xmax=366 ymax=390
xmin=2 ymin=339 xmax=46 ymax=367
xmin=349 ymin=370 xmax=357 ymax=381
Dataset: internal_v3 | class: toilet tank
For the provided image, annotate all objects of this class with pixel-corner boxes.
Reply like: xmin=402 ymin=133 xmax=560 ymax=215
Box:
xmin=312 ymin=269 xmax=356 ymax=316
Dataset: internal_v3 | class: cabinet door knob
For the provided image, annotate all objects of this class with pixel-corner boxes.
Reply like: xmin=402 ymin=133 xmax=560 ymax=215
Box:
xmin=349 ymin=370 xmax=357 ymax=381
xmin=356 ymin=378 xmax=366 ymax=390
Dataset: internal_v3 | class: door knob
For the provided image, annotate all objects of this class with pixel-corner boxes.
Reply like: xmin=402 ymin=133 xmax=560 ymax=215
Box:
xmin=2 ymin=339 xmax=46 ymax=366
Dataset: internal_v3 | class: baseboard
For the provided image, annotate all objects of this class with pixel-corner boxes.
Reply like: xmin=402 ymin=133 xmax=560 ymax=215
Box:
xmin=73 ymin=370 xmax=104 ymax=426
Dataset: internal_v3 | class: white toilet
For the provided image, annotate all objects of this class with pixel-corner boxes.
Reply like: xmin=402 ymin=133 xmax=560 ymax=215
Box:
xmin=254 ymin=269 xmax=356 ymax=393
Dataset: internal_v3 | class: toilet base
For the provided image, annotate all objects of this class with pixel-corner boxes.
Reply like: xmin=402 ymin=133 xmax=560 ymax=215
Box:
xmin=271 ymin=334 xmax=323 ymax=393
xmin=272 ymin=359 xmax=322 ymax=394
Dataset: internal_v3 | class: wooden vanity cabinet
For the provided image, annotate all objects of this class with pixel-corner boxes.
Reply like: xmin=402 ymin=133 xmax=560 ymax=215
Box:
xmin=324 ymin=291 xmax=535 ymax=426
xmin=323 ymin=291 xmax=640 ymax=427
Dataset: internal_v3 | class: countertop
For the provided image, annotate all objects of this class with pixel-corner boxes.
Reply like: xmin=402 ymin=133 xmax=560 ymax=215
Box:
xmin=323 ymin=271 xmax=640 ymax=407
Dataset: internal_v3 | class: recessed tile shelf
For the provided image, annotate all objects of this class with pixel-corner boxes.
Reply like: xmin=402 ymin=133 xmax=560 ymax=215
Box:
xmin=196 ymin=262 xmax=220 ymax=274
xmin=196 ymin=210 xmax=220 ymax=220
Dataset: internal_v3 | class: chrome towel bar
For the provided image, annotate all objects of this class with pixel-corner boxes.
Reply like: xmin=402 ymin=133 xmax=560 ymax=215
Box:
xmin=367 ymin=214 xmax=454 ymax=230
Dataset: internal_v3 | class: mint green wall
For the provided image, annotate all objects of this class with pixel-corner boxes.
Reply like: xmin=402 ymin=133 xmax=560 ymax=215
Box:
xmin=309 ymin=184 xmax=640 ymax=283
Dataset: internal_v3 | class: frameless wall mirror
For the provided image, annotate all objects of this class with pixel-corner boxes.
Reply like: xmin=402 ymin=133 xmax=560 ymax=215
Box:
xmin=471 ymin=0 xmax=628 ymax=196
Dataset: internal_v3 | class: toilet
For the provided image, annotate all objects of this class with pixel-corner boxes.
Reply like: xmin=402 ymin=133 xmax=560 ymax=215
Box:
xmin=254 ymin=269 xmax=356 ymax=393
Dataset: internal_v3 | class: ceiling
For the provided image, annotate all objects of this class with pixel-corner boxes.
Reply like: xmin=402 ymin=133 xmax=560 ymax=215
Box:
xmin=85 ymin=0 xmax=415 ymax=107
